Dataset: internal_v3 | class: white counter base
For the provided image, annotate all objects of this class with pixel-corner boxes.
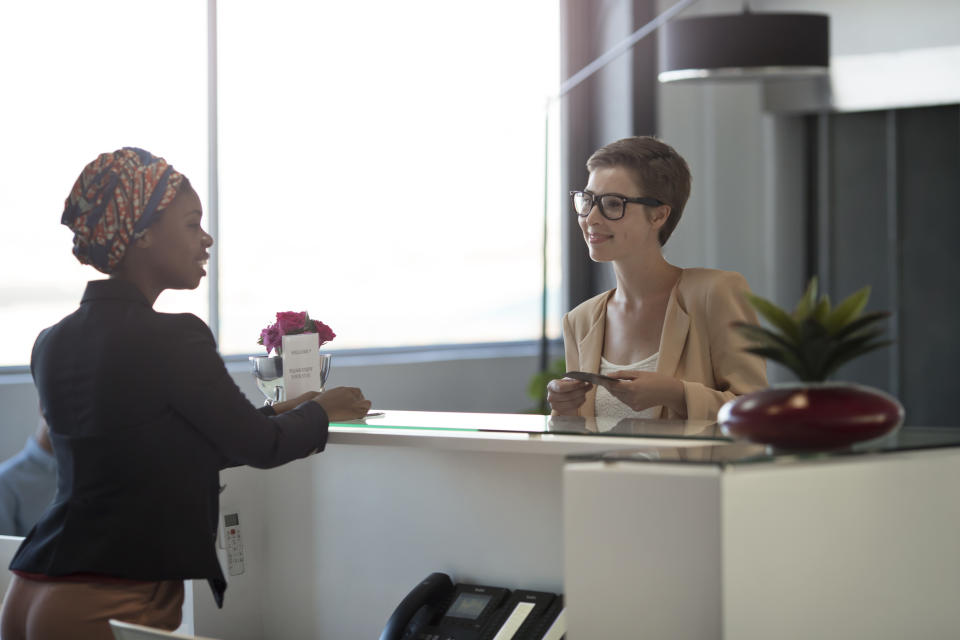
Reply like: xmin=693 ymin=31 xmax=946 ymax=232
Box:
xmin=564 ymin=447 xmax=960 ymax=639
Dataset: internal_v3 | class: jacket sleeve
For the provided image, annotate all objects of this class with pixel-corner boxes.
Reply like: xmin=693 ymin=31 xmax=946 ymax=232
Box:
xmin=165 ymin=314 xmax=329 ymax=469
xmin=682 ymin=272 xmax=768 ymax=420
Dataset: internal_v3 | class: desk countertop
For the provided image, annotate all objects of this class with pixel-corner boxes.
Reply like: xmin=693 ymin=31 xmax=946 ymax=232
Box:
xmin=327 ymin=409 xmax=728 ymax=455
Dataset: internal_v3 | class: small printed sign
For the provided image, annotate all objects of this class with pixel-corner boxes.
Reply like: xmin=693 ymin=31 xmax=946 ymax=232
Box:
xmin=282 ymin=333 xmax=323 ymax=399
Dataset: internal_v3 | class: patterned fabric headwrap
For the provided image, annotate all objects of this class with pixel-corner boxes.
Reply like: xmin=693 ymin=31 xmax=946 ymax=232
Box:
xmin=61 ymin=147 xmax=185 ymax=274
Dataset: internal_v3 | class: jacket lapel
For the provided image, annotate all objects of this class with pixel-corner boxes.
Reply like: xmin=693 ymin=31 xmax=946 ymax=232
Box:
xmin=656 ymin=279 xmax=690 ymax=379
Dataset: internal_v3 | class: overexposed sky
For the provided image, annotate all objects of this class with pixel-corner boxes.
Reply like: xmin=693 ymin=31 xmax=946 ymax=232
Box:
xmin=0 ymin=0 xmax=561 ymax=365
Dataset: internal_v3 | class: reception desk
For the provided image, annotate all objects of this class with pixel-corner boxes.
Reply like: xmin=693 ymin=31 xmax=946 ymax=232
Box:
xmin=189 ymin=412 xmax=960 ymax=640
xmin=193 ymin=410 xmax=724 ymax=639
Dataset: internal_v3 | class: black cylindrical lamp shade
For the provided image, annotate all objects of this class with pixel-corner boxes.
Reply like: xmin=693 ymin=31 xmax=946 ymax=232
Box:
xmin=659 ymin=12 xmax=829 ymax=82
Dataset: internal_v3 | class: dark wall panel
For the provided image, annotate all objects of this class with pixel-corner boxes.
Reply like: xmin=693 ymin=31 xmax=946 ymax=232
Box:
xmin=815 ymin=104 xmax=960 ymax=426
xmin=897 ymin=106 xmax=960 ymax=426
xmin=827 ymin=111 xmax=893 ymax=392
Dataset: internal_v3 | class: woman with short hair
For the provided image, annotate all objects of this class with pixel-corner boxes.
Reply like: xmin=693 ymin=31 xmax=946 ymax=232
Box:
xmin=548 ymin=136 xmax=766 ymax=421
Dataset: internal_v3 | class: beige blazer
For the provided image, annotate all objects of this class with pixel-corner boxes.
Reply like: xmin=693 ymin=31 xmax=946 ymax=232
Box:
xmin=561 ymin=268 xmax=767 ymax=420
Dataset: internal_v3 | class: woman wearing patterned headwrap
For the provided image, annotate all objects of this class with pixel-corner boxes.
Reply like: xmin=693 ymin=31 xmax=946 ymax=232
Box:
xmin=0 ymin=148 xmax=371 ymax=640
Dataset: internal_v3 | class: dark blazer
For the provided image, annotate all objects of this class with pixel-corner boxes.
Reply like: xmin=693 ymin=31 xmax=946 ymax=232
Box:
xmin=11 ymin=279 xmax=329 ymax=607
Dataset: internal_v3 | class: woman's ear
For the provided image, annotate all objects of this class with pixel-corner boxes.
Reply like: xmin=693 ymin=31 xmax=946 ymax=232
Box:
xmin=648 ymin=204 xmax=671 ymax=229
xmin=133 ymin=229 xmax=153 ymax=248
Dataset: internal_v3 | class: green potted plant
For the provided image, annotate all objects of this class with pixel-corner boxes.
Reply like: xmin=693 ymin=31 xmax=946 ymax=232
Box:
xmin=717 ymin=277 xmax=904 ymax=450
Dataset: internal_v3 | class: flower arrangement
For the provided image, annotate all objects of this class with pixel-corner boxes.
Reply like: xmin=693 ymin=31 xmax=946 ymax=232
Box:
xmin=258 ymin=311 xmax=335 ymax=356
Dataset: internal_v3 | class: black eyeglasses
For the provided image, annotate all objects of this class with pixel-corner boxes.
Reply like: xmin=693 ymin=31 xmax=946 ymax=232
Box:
xmin=569 ymin=190 xmax=664 ymax=221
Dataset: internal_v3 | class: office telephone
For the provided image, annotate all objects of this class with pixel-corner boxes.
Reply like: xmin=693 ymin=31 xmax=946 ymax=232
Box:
xmin=379 ymin=572 xmax=565 ymax=640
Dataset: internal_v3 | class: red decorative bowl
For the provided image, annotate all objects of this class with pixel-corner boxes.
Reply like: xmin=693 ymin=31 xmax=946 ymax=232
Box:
xmin=718 ymin=383 xmax=905 ymax=451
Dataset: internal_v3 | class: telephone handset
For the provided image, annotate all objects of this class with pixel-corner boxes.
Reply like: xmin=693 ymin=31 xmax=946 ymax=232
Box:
xmin=379 ymin=572 xmax=565 ymax=640
xmin=380 ymin=572 xmax=454 ymax=640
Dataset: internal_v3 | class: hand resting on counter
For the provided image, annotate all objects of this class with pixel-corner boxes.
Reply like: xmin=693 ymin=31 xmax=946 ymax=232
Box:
xmin=272 ymin=387 xmax=371 ymax=421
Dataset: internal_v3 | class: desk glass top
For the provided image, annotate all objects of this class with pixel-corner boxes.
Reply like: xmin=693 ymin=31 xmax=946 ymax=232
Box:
xmin=567 ymin=425 xmax=960 ymax=466
xmin=330 ymin=410 xmax=727 ymax=441
xmin=330 ymin=411 xmax=960 ymax=464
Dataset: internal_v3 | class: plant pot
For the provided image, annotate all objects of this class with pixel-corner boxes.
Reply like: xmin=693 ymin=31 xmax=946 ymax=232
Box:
xmin=717 ymin=382 xmax=904 ymax=451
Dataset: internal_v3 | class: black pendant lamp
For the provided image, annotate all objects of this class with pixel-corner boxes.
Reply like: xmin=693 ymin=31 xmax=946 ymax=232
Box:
xmin=659 ymin=9 xmax=829 ymax=83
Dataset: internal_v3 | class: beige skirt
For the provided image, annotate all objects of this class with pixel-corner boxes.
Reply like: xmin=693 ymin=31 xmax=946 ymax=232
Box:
xmin=0 ymin=574 xmax=184 ymax=640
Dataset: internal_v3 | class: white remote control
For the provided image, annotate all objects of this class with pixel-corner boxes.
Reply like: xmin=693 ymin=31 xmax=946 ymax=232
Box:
xmin=223 ymin=513 xmax=245 ymax=576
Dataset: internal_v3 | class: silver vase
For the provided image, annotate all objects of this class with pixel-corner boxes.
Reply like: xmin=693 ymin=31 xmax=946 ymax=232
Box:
xmin=249 ymin=353 xmax=332 ymax=405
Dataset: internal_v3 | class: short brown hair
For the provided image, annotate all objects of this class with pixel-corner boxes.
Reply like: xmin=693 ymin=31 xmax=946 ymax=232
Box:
xmin=586 ymin=136 xmax=691 ymax=246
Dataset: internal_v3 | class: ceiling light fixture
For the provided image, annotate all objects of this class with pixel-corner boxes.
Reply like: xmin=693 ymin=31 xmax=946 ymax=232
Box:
xmin=658 ymin=8 xmax=829 ymax=83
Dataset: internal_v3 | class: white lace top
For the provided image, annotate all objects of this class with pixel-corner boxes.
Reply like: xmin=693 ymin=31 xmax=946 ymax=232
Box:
xmin=595 ymin=352 xmax=661 ymax=420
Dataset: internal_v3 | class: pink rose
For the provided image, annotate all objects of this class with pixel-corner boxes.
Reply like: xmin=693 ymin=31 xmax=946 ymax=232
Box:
xmin=313 ymin=320 xmax=336 ymax=346
xmin=259 ymin=323 xmax=283 ymax=355
xmin=276 ymin=311 xmax=307 ymax=335
xmin=257 ymin=311 xmax=335 ymax=354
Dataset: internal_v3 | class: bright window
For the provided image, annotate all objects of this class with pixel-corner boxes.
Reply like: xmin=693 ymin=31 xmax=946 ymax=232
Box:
xmin=0 ymin=0 xmax=207 ymax=367
xmin=216 ymin=0 xmax=561 ymax=354
xmin=0 ymin=1 xmax=561 ymax=366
